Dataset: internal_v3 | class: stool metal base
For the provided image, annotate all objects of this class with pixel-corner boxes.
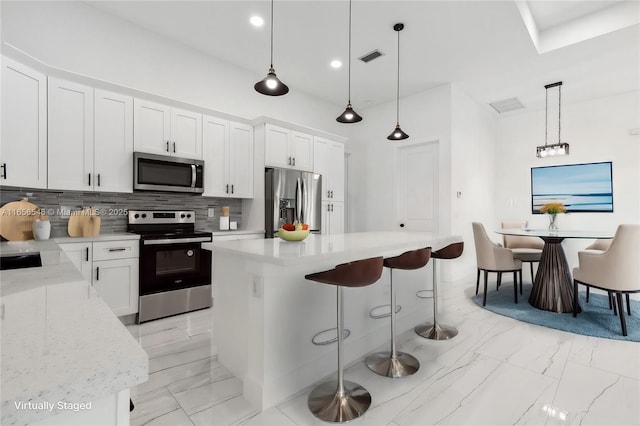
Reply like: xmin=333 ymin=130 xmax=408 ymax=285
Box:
xmin=415 ymin=323 xmax=458 ymax=340
xmin=308 ymin=380 xmax=372 ymax=423
xmin=365 ymin=351 xmax=420 ymax=378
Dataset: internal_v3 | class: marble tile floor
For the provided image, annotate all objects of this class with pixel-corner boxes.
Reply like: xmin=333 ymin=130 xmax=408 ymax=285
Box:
xmin=126 ymin=276 xmax=640 ymax=426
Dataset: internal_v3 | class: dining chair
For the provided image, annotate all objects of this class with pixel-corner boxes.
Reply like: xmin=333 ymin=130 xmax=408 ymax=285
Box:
xmin=472 ymin=222 xmax=522 ymax=306
xmin=583 ymin=238 xmax=616 ymax=308
xmin=573 ymin=224 xmax=640 ymax=336
xmin=501 ymin=221 xmax=544 ymax=287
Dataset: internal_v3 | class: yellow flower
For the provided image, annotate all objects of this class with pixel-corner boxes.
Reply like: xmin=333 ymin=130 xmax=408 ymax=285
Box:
xmin=540 ymin=202 xmax=567 ymax=214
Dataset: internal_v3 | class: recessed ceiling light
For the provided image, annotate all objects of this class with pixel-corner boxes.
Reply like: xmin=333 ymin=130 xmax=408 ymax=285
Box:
xmin=250 ymin=16 xmax=264 ymax=27
xmin=330 ymin=59 xmax=342 ymax=69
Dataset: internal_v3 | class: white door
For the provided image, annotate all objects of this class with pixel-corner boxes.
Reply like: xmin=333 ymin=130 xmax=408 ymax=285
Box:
xmin=48 ymin=77 xmax=94 ymax=191
xmin=396 ymin=141 xmax=439 ymax=232
xmin=329 ymin=202 xmax=345 ymax=234
xmin=321 ymin=201 xmax=330 ymax=235
xmin=290 ymin=131 xmax=313 ymax=171
xmin=94 ymin=89 xmax=133 ymax=193
xmin=329 ymin=142 xmax=345 ymax=202
xmin=265 ymin=124 xmax=290 ymax=168
xmin=203 ymin=115 xmax=228 ymax=197
xmin=313 ymin=137 xmax=331 ymax=201
xmin=228 ymin=122 xmax=253 ymax=198
xmin=171 ymin=107 xmax=202 ymax=159
xmin=133 ymin=98 xmax=171 ymax=155
xmin=93 ymin=258 xmax=139 ymax=316
xmin=1 ymin=57 xmax=47 ymax=188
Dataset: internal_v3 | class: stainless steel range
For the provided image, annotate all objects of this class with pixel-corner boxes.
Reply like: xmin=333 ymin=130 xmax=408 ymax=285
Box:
xmin=128 ymin=210 xmax=212 ymax=323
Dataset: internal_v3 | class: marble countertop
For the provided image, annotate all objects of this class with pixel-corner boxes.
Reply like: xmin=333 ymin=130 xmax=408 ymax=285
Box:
xmin=53 ymin=232 xmax=140 ymax=243
xmin=0 ymin=241 xmax=148 ymax=426
xmin=212 ymin=231 xmax=462 ymax=266
xmin=209 ymin=229 xmax=264 ymax=237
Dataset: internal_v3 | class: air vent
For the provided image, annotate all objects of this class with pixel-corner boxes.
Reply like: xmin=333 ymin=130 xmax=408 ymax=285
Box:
xmin=489 ymin=97 xmax=524 ymax=113
xmin=359 ymin=50 xmax=384 ymax=63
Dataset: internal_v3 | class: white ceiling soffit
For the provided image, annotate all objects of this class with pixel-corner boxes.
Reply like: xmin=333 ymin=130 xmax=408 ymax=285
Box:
xmin=515 ymin=0 xmax=640 ymax=53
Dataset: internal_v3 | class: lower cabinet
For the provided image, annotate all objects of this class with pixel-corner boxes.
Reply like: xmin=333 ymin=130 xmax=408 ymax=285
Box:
xmin=321 ymin=201 xmax=344 ymax=235
xmin=59 ymin=242 xmax=92 ymax=282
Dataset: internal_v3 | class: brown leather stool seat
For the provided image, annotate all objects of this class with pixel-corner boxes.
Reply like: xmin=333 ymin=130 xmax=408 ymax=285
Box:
xmin=415 ymin=242 xmax=463 ymax=340
xmin=366 ymin=248 xmax=431 ymax=379
xmin=305 ymin=256 xmax=383 ymax=423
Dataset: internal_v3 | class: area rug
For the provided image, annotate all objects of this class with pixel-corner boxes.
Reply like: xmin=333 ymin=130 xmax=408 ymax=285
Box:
xmin=472 ymin=283 xmax=640 ymax=342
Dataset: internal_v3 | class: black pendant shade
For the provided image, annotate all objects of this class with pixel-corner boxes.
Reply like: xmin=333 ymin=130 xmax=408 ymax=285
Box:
xmin=387 ymin=124 xmax=409 ymax=141
xmin=254 ymin=66 xmax=289 ymax=96
xmin=337 ymin=103 xmax=362 ymax=123
xmin=255 ymin=0 xmax=288 ymax=96
xmin=387 ymin=23 xmax=408 ymax=141
xmin=336 ymin=0 xmax=362 ymax=123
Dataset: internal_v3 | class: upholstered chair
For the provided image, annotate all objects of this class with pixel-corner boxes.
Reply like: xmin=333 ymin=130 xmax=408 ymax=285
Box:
xmin=573 ymin=224 xmax=640 ymax=336
xmin=583 ymin=238 xmax=614 ymax=307
xmin=501 ymin=221 xmax=544 ymax=286
xmin=472 ymin=222 xmax=522 ymax=306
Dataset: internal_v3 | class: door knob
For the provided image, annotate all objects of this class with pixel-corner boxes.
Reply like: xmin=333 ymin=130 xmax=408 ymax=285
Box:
xmin=400 ymin=223 xmax=405 ymax=228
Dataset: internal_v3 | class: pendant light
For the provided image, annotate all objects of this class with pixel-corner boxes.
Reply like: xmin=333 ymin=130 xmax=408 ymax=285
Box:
xmin=336 ymin=0 xmax=362 ymax=123
xmin=387 ymin=23 xmax=408 ymax=140
xmin=536 ymin=81 xmax=569 ymax=157
xmin=254 ymin=0 xmax=289 ymax=96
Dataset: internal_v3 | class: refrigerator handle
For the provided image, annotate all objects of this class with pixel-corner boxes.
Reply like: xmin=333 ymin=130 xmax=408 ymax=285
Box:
xmin=295 ymin=177 xmax=303 ymax=223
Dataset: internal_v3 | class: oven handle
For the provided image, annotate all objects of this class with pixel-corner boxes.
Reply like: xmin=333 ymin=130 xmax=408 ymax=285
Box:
xmin=143 ymin=236 xmax=212 ymax=245
xmin=191 ymin=164 xmax=197 ymax=188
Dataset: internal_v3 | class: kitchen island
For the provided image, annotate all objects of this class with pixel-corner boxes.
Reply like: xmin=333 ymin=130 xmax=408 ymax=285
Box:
xmin=0 ymin=240 xmax=148 ymax=426
xmin=212 ymin=231 xmax=462 ymax=410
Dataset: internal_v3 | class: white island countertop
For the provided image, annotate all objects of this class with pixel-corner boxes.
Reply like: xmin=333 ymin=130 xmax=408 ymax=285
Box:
xmin=212 ymin=231 xmax=462 ymax=267
xmin=0 ymin=240 xmax=148 ymax=426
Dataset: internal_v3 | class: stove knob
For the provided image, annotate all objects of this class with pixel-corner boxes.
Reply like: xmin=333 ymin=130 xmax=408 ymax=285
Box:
xmin=134 ymin=214 xmax=140 ymax=219
xmin=187 ymin=214 xmax=192 ymax=218
xmin=181 ymin=214 xmax=186 ymax=219
xmin=141 ymin=213 xmax=147 ymax=219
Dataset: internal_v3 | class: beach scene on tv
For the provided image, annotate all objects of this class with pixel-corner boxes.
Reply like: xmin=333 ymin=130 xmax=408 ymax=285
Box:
xmin=531 ymin=162 xmax=614 ymax=213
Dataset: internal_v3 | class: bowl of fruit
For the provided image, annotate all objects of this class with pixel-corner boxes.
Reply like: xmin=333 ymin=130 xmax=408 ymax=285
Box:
xmin=278 ymin=222 xmax=310 ymax=241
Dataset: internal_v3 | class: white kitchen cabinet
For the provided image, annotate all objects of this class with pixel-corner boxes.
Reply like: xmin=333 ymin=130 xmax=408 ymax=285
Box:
xmin=203 ymin=115 xmax=253 ymax=198
xmin=321 ymin=201 xmax=344 ymax=235
xmin=93 ymin=258 xmax=139 ymax=317
xmin=264 ymin=124 xmax=313 ymax=171
xmin=134 ymin=98 xmax=202 ymax=159
xmin=1 ymin=57 xmax=47 ymax=188
xmin=313 ymin=137 xmax=345 ymax=202
xmin=59 ymin=242 xmax=93 ymax=282
xmin=47 ymin=77 xmax=94 ymax=191
xmin=94 ymin=89 xmax=134 ymax=193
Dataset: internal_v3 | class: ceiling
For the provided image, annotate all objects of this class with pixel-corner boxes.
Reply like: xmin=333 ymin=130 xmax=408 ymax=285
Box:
xmin=87 ymin=1 xmax=639 ymax=114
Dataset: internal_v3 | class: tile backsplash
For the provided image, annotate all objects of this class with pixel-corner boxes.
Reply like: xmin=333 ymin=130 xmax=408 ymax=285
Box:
xmin=0 ymin=186 xmax=242 ymax=238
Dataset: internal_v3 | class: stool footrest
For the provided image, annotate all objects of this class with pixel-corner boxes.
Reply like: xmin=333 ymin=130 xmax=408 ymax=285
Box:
xmin=368 ymin=304 xmax=401 ymax=319
xmin=311 ymin=328 xmax=351 ymax=346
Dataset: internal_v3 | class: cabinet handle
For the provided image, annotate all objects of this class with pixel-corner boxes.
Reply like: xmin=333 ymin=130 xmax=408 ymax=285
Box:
xmin=88 ymin=173 xmax=91 ymax=186
xmin=85 ymin=247 xmax=89 ymax=261
xmin=96 ymin=266 xmax=100 ymax=281
xmin=1 ymin=163 xmax=6 ymax=179
xmin=327 ymin=190 xmax=331 ymax=198
xmin=0 ymin=303 xmax=5 ymax=320
xmin=166 ymin=141 xmax=170 ymax=152
xmin=226 ymin=184 xmax=229 ymax=194
xmin=108 ymin=248 xmax=127 ymax=252
xmin=292 ymin=157 xmax=296 ymax=166
xmin=231 ymin=184 xmax=234 ymax=194
xmin=330 ymin=204 xmax=334 ymax=212
xmin=97 ymin=174 xmax=101 ymax=187
xmin=173 ymin=142 xmax=176 ymax=153
xmin=288 ymin=157 xmax=291 ymax=166
xmin=327 ymin=204 xmax=331 ymax=212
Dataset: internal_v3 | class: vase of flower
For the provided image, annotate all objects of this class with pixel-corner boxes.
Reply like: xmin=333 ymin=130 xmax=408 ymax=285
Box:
xmin=540 ymin=202 xmax=566 ymax=231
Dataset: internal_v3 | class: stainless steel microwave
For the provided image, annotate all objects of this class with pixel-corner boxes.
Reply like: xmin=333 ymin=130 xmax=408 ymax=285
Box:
xmin=134 ymin=152 xmax=204 ymax=193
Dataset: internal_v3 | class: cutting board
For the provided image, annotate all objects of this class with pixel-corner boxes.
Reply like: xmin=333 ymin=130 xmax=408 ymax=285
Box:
xmin=0 ymin=198 xmax=48 ymax=241
xmin=68 ymin=207 xmax=101 ymax=237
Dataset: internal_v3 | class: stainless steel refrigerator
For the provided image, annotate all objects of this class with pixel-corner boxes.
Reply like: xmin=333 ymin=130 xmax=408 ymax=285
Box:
xmin=265 ymin=167 xmax=322 ymax=238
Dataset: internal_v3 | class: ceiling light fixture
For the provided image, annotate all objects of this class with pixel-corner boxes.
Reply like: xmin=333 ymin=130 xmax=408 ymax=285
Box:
xmin=330 ymin=59 xmax=342 ymax=69
xmin=254 ymin=0 xmax=289 ymax=96
xmin=537 ymin=81 xmax=569 ymax=158
xmin=387 ymin=23 xmax=408 ymax=141
xmin=250 ymin=16 xmax=264 ymax=27
xmin=336 ymin=0 xmax=362 ymax=123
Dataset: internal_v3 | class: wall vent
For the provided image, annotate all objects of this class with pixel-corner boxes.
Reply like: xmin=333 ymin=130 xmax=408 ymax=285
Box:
xmin=489 ymin=97 xmax=524 ymax=113
xmin=359 ymin=50 xmax=384 ymax=63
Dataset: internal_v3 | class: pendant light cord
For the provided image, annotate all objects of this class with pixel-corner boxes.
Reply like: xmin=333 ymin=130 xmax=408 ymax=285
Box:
xmin=558 ymin=84 xmax=561 ymax=144
xmin=544 ymin=86 xmax=548 ymax=147
xmin=396 ymin=28 xmax=400 ymax=125
xmin=347 ymin=0 xmax=352 ymax=103
xmin=270 ymin=0 xmax=274 ymax=68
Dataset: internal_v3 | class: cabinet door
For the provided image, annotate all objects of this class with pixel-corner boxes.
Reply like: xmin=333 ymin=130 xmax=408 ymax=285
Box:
xmin=228 ymin=122 xmax=254 ymax=198
xmin=290 ymin=131 xmax=313 ymax=171
xmin=93 ymin=258 xmax=139 ymax=316
xmin=48 ymin=77 xmax=94 ymax=191
xmin=313 ymin=137 xmax=331 ymax=201
xmin=203 ymin=115 xmax=229 ymax=197
xmin=329 ymin=142 xmax=345 ymax=202
xmin=1 ymin=57 xmax=47 ymax=188
xmin=171 ymin=107 xmax=202 ymax=159
xmin=264 ymin=124 xmax=290 ymax=168
xmin=133 ymin=98 xmax=171 ymax=156
xmin=94 ymin=90 xmax=133 ymax=193
xmin=59 ymin=242 xmax=92 ymax=282
xmin=329 ymin=202 xmax=345 ymax=235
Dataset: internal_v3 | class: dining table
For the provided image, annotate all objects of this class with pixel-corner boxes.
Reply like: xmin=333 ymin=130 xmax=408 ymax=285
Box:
xmin=496 ymin=228 xmax=615 ymax=313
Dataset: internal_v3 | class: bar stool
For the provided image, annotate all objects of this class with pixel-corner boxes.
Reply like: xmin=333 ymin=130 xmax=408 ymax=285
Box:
xmin=415 ymin=242 xmax=463 ymax=340
xmin=366 ymin=247 xmax=431 ymax=378
xmin=305 ymin=256 xmax=384 ymax=423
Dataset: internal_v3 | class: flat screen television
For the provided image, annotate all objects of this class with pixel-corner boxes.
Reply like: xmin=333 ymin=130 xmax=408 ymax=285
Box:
xmin=531 ymin=161 xmax=613 ymax=213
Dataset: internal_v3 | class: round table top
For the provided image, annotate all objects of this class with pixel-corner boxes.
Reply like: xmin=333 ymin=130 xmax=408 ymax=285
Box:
xmin=496 ymin=228 xmax=615 ymax=239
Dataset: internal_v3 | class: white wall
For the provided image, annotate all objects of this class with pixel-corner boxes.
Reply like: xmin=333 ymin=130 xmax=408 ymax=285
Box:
xmin=1 ymin=1 xmax=347 ymax=137
xmin=496 ymin=90 xmax=640 ymax=269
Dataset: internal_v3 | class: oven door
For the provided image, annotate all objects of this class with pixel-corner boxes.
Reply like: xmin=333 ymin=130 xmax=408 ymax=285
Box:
xmin=139 ymin=241 xmax=212 ymax=295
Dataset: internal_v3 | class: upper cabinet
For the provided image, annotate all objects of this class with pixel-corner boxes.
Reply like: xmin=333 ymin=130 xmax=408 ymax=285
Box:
xmin=264 ymin=124 xmax=313 ymax=171
xmin=134 ymin=99 xmax=202 ymax=160
xmin=313 ymin=137 xmax=344 ymax=202
xmin=48 ymin=78 xmax=133 ymax=192
xmin=203 ymin=116 xmax=254 ymax=198
xmin=1 ymin=57 xmax=47 ymax=188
